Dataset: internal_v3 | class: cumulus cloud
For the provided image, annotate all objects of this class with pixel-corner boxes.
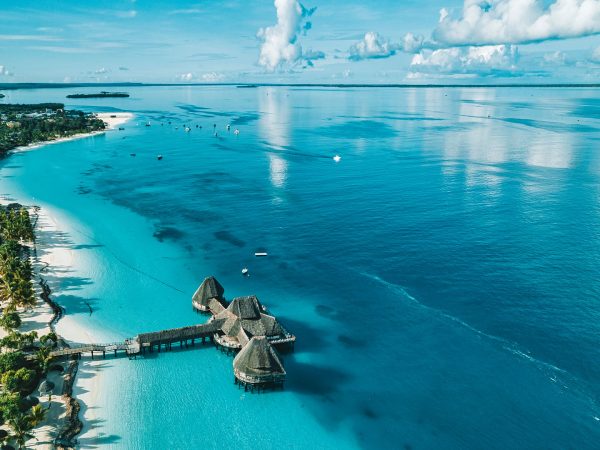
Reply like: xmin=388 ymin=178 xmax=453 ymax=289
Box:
xmin=347 ymin=31 xmax=430 ymax=61
xmin=303 ymin=49 xmax=325 ymax=66
xmin=348 ymin=32 xmax=400 ymax=61
xmin=409 ymin=44 xmax=520 ymax=77
xmin=201 ymin=72 xmax=225 ymax=82
xmin=257 ymin=0 xmax=320 ymax=70
xmin=433 ymin=0 xmax=600 ymax=47
xmin=178 ymin=72 xmax=226 ymax=82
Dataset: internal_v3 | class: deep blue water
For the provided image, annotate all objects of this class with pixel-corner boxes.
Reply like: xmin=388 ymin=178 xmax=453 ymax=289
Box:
xmin=1 ymin=86 xmax=600 ymax=449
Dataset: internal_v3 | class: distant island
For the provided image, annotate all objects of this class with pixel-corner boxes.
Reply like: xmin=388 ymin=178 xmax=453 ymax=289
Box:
xmin=0 ymin=103 xmax=106 ymax=155
xmin=66 ymin=91 xmax=129 ymax=99
xmin=0 ymin=93 xmax=4 ymax=98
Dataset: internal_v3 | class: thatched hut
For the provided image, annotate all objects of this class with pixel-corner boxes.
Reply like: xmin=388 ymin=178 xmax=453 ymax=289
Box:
xmin=192 ymin=276 xmax=226 ymax=313
xmin=233 ymin=336 xmax=286 ymax=387
xmin=213 ymin=296 xmax=294 ymax=349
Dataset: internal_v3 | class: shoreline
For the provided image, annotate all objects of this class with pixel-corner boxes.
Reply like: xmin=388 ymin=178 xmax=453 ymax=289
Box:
xmin=1 ymin=111 xmax=134 ymax=448
xmin=10 ymin=112 xmax=134 ymax=154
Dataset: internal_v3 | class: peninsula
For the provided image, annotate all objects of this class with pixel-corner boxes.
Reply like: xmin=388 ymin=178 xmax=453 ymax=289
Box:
xmin=0 ymin=103 xmax=106 ymax=155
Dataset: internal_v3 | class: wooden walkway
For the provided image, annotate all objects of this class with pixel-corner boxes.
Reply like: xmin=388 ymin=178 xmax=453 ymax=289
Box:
xmin=30 ymin=320 xmax=227 ymax=360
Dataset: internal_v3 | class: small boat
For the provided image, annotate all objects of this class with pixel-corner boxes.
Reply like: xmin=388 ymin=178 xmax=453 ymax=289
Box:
xmin=333 ymin=154 xmax=341 ymax=162
xmin=145 ymin=122 xmax=151 ymax=127
xmin=118 ymin=127 xmax=125 ymax=131
xmin=227 ymin=124 xmax=231 ymax=131
xmin=254 ymin=252 xmax=268 ymax=257
xmin=130 ymin=153 xmax=136 ymax=157
xmin=157 ymin=155 xmax=163 ymax=160
xmin=234 ymin=129 xmax=240 ymax=136
xmin=242 ymin=267 xmax=249 ymax=276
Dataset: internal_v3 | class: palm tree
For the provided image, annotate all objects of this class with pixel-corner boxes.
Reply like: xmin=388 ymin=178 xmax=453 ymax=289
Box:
xmin=8 ymin=413 xmax=35 ymax=449
xmin=27 ymin=405 xmax=46 ymax=427
xmin=35 ymin=347 xmax=52 ymax=375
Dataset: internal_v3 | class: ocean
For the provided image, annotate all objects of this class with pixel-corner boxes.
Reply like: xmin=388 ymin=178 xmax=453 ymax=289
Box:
xmin=1 ymin=85 xmax=599 ymax=449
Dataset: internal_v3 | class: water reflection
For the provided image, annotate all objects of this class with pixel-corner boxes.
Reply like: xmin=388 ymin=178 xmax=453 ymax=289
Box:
xmin=259 ymin=88 xmax=290 ymax=189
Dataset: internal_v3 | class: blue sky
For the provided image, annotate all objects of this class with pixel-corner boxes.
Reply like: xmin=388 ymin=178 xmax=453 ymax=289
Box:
xmin=2 ymin=0 xmax=600 ymax=83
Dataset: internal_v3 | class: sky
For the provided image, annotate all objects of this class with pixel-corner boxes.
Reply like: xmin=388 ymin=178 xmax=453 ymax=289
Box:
xmin=1 ymin=0 xmax=600 ymax=84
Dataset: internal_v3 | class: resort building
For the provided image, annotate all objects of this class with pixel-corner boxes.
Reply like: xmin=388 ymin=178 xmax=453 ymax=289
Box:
xmin=212 ymin=295 xmax=291 ymax=350
xmin=233 ymin=336 xmax=286 ymax=390
xmin=192 ymin=276 xmax=226 ymax=313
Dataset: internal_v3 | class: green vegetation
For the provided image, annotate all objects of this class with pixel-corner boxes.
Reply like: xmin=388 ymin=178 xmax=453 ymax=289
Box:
xmin=66 ymin=91 xmax=129 ymax=98
xmin=0 ymin=103 xmax=105 ymax=155
xmin=0 ymin=203 xmax=55 ymax=447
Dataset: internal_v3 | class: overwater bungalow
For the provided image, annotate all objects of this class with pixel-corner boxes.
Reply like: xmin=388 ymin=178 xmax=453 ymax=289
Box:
xmin=233 ymin=336 xmax=286 ymax=390
xmin=44 ymin=276 xmax=294 ymax=391
xmin=192 ymin=276 xmax=226 ymax=313
xmin=212 ymin=295 xmax=294 ymax=350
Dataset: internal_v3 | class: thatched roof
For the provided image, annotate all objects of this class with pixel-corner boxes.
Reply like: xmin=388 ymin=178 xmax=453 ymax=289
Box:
xmin=192 ymin=276 xmax=225 ymax=309
xmin=227 ymin=295 xmax=263 ymax=320
xmin=241 ymin=313 xmax=284 ymax=338
xmin=233 ymin=336 xmax=286 ymax=382
xmin=38 ymin=380 xmax=55 ymax=395
xmin=214 ymin=296 xmax=286 ymax=344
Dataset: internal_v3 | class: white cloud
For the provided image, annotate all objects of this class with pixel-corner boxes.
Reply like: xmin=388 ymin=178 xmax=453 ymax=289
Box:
xmin=402 ymin=33 xmax=426 ymax=53
xmin=303 ymin=49 xmax=325 ymax=66
xmin=543 ymin=50 xmax=572 ymax=65
xmin=410 ymin=44 xmax=520 ymax=77
xmin=0 ymin=65 xmax=12 ymax=76
xmin=348 ymin=32 xmax=400 ymax=61
xmin=201 ymin=72 xmax=225 ymax=82
xmin=116 ymin=10 xmax=137 ymax=19
xmin=177 ymin=72 xmax=226 ymax=82
xmin=347 ymin=31 xmax=429 ymax=61
xmin=168 ymin=9 xmax=203 ymax=15
xmin=0 ymin=34 xmax=61 ymax=42
xmin=257 ymin=0 xmax=319 ymax=71
xmin=433 ymin=0 xmax=600 ymax=47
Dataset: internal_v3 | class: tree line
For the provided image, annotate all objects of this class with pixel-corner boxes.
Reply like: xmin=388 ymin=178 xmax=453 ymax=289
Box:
xmin=0 ymin=204 xmax=58 ymax=449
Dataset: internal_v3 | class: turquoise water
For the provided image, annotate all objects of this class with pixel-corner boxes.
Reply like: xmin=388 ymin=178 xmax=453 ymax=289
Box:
xmin=1 ymin=86 xmax=600 ymax=449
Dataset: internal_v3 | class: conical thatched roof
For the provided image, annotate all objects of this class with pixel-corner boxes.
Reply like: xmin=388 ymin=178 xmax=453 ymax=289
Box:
xmin=233 ymin=336 xmax=285 ymax=382
xmin=38 ymin=380 xmax=55 ymax=396
xmin=192 ymin=276 xmax=225 ymax=311
xmin=213 ymin=295 xmax=287 ymax=346
xmin=227 ymin=295 xmax=262 ymax=320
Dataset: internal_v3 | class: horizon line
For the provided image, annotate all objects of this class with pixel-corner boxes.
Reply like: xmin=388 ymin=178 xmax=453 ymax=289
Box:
xmin=1 ymin=82 xmax=599 ymax=90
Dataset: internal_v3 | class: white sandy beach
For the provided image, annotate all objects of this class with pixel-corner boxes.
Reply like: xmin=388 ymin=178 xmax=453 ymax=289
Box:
xmin=0 ymin=112 xmax=134 ymax=448
xmin=12 ymin=112 xmax=134 ymax=154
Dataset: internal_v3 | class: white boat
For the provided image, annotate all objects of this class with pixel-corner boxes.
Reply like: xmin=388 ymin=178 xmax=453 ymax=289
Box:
xmin=333 ymin=154 xmax=341 ymax=162
xmin=242 ymin=267 xmax=249 ymax=275
xmin=254 ymin=252 xmax=268 ymax=257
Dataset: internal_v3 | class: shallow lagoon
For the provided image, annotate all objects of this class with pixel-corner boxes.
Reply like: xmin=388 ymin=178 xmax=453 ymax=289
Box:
xmin=1 ymin=86 xmax=599 ymax=449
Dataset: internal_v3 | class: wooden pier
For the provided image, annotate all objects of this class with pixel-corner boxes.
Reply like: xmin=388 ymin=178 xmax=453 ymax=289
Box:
xmin=35 ymin=276 xmax=296 ymax=392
